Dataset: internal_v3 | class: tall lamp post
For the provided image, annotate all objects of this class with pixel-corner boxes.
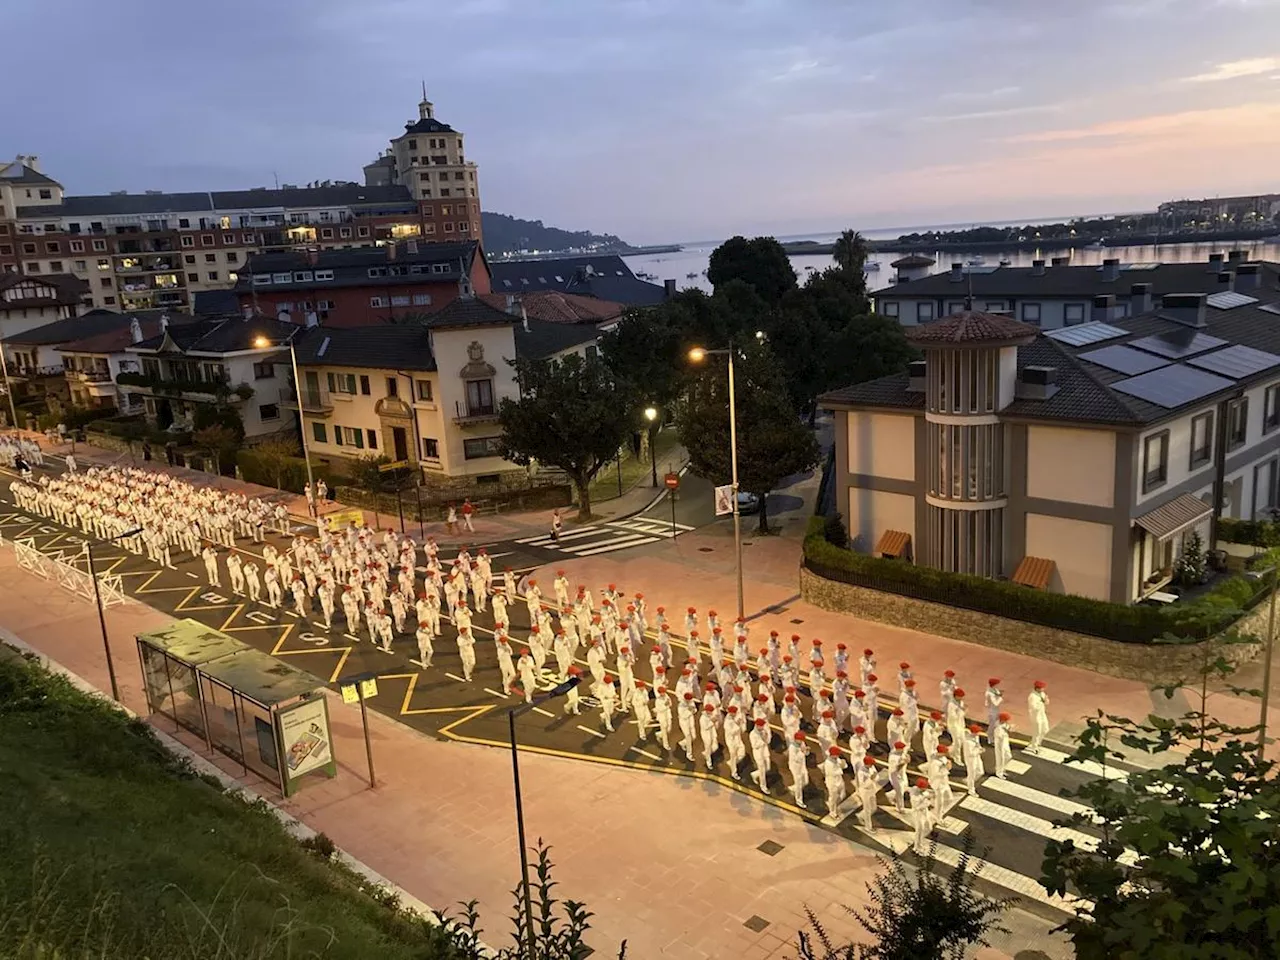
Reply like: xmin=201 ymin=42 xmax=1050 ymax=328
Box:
xmin=689 ymin=343 xmax=744 ymax=620
xmin=86 ymin=526 xmax=142 ymax=701
xmin=644 ymin=406 xmax=659 ymax=488
xmin=253 ymin=331 xmax=315 ymax=505
xmin=508 ymin=674 xmax=581 ymax=956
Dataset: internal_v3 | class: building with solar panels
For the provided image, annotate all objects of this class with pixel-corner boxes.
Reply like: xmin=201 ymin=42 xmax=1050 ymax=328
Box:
xmin=820 ymin=269 xmax=1280 ymax=605
xmin=871 ymin=251 xmax=1280 ymax=330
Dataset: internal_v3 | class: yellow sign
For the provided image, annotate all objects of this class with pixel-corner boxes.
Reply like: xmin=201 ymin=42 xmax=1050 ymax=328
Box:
xmin=340 ymin=684 xmax=359 ymax=705
xmin=378 ymin=460 xmax=412 ymax=472
xmin=359 ymin=678 xmax=379 ymax=700
xmin=323 ymin=508 xmax=364 ymax=531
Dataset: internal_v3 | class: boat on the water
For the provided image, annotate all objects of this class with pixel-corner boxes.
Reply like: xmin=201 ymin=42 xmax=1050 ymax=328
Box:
xmin=998 ymin=258 xmax=1012 ymax=266
xmin=965 ymin=256 xmax=985 ymax=266
xmin=686 ymin=272 xmax=698 ymax=279
xmin=864 ymin=261 xmax=881 ymax=272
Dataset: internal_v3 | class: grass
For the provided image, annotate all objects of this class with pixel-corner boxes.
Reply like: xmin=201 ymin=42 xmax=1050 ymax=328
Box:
xmin=584 ymin=428 xmax=683 ymax=505
xmin=0 ymin=648 xmax=463 ymax=960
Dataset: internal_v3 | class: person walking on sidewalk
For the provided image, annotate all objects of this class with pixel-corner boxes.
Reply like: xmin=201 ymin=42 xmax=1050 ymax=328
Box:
xmin=550 ymin=508 xmax=563 ymax=544
xmin=445 ymin=503 xmax=458 ymax=536
xmin=461 ymin=498 xmax=475 ymax=533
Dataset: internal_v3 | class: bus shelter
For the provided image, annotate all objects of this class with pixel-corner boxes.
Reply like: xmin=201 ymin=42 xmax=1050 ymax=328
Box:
xmin=136 ymin=619 xmax=336 ymax=797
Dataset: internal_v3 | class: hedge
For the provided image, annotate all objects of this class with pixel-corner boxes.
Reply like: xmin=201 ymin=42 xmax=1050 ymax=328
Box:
xmin=803 ymin=517 xmax=1265 ymax=644
xmin=1218 ymin=516 xmax=1280 ymax=547
xmin=236 ymin=449 xmax=336 ymax=494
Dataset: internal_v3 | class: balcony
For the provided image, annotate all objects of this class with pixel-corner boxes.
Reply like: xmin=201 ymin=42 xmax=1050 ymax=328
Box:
xmin=278 ymin=383 xmax=333 ymax=415
xmin=452 ymin=399 xmax=499 ymax=425
xmin=116 ymin=371 xmax=240 ymax=402
xmin=116 ymin=257 xmax=179 ymax=274
xmin=65 ymin=368 xmax=112 ymax=383
xmin=11 ymin=364 xmax=65 ymax=381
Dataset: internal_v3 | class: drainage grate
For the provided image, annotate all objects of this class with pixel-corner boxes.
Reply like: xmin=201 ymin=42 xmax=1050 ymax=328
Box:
xmin=789 ymin=618 xmax=804 ymax=625
xmin=698 ymin=547 xmax=714 ymax=553
xmin=743 ymin=915 xmax=770 ymax=933
xmin=757 ymin=839 xmax=784 ymax=856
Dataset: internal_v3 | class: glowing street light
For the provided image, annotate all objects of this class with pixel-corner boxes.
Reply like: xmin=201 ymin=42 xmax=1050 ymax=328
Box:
xmin=253 ymin=330 xmax=315 ymax=507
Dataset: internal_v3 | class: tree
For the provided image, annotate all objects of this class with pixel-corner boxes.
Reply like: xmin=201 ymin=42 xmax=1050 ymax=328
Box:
xmin=707 ymin=235 xmax=798 ymax=305
xmin=678 ymin=341 xmax=819 ymax=533
xmin=831 ymin=229 xmax=870 ymax=282
xmin=192 ymin=424 xmax=238 ymax=475
xmin=794 ymin=834 xmax=1013 ymax=960
xmin=498 ymin=353 xmax=634 ymax=521
xmin=192 ymin=403 xmax=244 ymax=443
xmin=1040 ymin=634 xmax=1278 ymax=959
xmin=252 ymin=437 xmax=301 ymax=490
xmin=599 ymin=307 xmax=688 ymax=412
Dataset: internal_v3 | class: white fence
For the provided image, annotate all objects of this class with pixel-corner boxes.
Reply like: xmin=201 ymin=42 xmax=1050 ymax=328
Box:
xmin=7 ymin=535 xmax=128 ymax=608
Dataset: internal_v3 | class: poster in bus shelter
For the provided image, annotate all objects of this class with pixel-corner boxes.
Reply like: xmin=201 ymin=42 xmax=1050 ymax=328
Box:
xmin=275 ymin=695 xmax=336 ymax=794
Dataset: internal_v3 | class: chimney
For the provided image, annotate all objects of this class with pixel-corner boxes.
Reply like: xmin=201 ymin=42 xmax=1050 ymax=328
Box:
xmin=1016 ymin=366 xmax=1059 ymax=401
xmin=520 ymin=304 xmax=529 ymax=333
xmin=1208 ymin=252 xmax=1225 ymax=273
xmin=1130 ymin=283 xmax=1153 ymax=314
xmin=159 ymin=313 xmax=169 ymax=331
xmin=306 ymin=249 xmax=319 ymax=266
xmin=1092 ymin=294 xmax=1117 ymax=323
xmin=406 ymin=239 xmax=418 ymax=255
xmin=1051 ymin=256 xmax=1070 ymax=266
xmin=906 ymin=360 xmax=926 ymax=393
xmin=949 ymin=262 xmax=964 ymax=282
xmin=504 ymin=294 xmax=519 ymax=314
xmin=1236 ymin=264 xmax=1262 ymax=290
xmin=386 ymin=242 xmax=398 ymax=261
xmin=129 ymin=317 xmax=143 ymax=344
xmin=1101 ymin=257 xmax=1120 ymax=282
xmin=664 ymin=279 xmax=677 ymax=299
xmin=1163 ymin=293 xmax=1208 ymax=329
xmin=242 ymin=305 xmax=254 ymax=320
xmin=1228 ymin=249 xmax=1246 ymax=264
xmin=1217 ymin=271 xmax=1235 ymax=289
xmin=1030 ymin=259 xmax=1045 ymax=277
xmin=305 ymin=311 xmax=319 ymax=328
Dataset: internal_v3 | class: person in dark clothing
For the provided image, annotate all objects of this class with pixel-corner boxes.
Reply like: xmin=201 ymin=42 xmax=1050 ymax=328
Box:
xmin=165 ymin=442 xmax=176 ymax=466
xmin=142 ymin=441 xmax=153 ymax=462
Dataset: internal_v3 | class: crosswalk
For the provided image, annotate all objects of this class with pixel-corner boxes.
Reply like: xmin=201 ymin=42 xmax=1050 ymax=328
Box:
xmin=515 ymin=516 xmax=694 ymax=557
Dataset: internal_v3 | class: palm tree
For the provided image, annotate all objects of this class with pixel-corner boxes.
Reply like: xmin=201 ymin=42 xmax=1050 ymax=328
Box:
xmin=832 ymin=229 xmax=869 ymax=276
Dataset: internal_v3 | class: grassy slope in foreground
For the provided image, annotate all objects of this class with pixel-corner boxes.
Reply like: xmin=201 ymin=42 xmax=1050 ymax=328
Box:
xmin=0 ymin=648 xmax=454 ymax=960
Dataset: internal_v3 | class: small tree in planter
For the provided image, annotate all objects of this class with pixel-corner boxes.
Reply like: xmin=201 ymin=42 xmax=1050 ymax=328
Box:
xmin=1175 ymin=531 xmax=1207 ymax=587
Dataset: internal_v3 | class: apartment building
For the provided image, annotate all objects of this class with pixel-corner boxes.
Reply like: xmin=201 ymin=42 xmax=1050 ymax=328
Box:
xmin=0 ymin=273 xmax=90 ymax=338
xmin=821 ymin=277 xmax=1280 ymax=605
xmin=489 ymin=255 xmax=670 ymax=307
xmin=56 ymin=313 xmax=199 ymax=413
xmin=0 ymin=92 xmax=485 ymax=313
xmin=290 ymin=295 xmax=601 ymax=491
xmin=874 ymin=251 xmax=1280 ymax=330
xmin=232 ymin=240 xmax=490 ymax=328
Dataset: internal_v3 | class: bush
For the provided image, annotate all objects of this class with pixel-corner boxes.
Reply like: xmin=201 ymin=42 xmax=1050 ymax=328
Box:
xmin=59 ymin=407 xmax=116 ymax=430
xmin=236 ymin=448 xmax=335 ymax=494
xmin=1218 ymin=516 xmax=1280 ymax=547
xmin=803 ymin=517 xmax=1264 ymax=643
xmin=823 ymin=512 xmax=849 ymax=549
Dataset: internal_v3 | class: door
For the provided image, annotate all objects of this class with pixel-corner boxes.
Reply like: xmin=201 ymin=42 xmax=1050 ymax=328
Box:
xmin=304 ymin=371 xmax=321 ymax=407
xmin=392 ymin=426 xmax=408 ymax=462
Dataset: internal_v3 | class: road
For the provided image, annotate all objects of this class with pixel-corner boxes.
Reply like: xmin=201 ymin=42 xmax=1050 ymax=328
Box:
xmin=0 ymin=456 xmax=1123 ymax=916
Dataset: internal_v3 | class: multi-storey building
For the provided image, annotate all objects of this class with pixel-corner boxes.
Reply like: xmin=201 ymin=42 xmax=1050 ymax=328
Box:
xmin=0 ymin=273 xmax=89 ymax=338
xmin=489 ymin=255 xmax=670 ymax=307
xmin=56 ymin=312 xmax=198 ymax=413
xmin=874 ymin=251 xmax=1280 ymax=330
xmin=0 ymin=92 xmax=484 ymax=314
xmin=821 ymin=275 xmax=1280 ymax=605
xmin=232 ymin=240 xmax=491 ymax=328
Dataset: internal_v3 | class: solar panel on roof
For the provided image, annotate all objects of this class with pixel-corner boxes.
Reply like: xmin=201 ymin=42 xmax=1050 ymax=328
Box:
xmin=965 ymin=265 xmax=999 ymax=274
xmin=1111 ymin=365 xmax=1233 ymax=408
xmin=1260 ymin=303 xmax=1280 ymax=316
xmin=1206 ymin=291 xmax=1260 ymax=310
xmin=1186 ymin=345 xmax=1280 ymax=379
xmin=1129 ymin=331 xmax=1227 ymax=359
xmin=1123 ymin=262 xmax=1161 ymax=271
xmin=1045 ymin=322 xmax=1127 ymax=346
xmin=1078 ymin=345 xmax=1170 ymax=375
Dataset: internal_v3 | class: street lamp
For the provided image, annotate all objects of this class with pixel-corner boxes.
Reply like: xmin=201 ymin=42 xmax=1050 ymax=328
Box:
xmin=688 ymin=342 xmax=744 ymax=620
xmin=644 ymin=406 xmax=658 ymax=488
xmin=252 ymin=331 xmax=315 ymax=508
xmin=508 ymin=674 xmax=581 ymax=956
xmin=1248 ymin=565 xmax=1279 ymax=753
xmin=87 ymin=526 xmax=142 ymax=701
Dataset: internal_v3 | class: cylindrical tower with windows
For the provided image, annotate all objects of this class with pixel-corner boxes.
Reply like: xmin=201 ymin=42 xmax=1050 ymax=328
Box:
xmin=905 ymin=312 xmax=1038 ymax=578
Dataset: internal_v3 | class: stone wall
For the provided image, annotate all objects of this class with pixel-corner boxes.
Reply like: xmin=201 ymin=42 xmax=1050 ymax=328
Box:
xmin=799 ymin=566 xmax=1263 ymax=684
xmin=335 ymin=482 xmax=571 ymax=520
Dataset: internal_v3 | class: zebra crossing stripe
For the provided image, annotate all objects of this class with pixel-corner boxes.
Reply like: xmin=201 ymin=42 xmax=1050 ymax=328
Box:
xmin=570 ymin=535 xmax=660 ymax=557
xmin=959 ymin=794 xmax=1139 ymax=867
xmin=1033 ymin=746 xmax=1129 ymax=781
xmin=515 ymin=527 xmax=601 ymax=545
xmin=983 ymin=775 xmax=1099 ymax=821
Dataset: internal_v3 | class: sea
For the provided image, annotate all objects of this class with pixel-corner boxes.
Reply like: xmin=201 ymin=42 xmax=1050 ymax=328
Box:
xmin=622 ymin=221 xmax=1280 ymax=294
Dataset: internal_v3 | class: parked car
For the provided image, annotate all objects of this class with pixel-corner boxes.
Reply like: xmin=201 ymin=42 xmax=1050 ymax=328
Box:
xmin=735 ymin=492 xmax=761 ymax=515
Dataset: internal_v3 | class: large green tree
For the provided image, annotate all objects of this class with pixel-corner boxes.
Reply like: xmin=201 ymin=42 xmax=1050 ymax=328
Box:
xmin=498 ymin=353 xmax=634 ymax=521
xmin=707 ymin=235 xmax=798 ymax=305
xmin=831 ymin=228 xmax=870 ymax=282
xmin=1041 ymin=635 xmax=1279 ymax=959
xmin=678 ymin=341 xmax=819 ymax=533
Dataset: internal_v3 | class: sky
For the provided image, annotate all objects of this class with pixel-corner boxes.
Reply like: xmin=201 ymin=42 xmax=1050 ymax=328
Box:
xmin=7 ymin=0 xmax=1280 ymax=244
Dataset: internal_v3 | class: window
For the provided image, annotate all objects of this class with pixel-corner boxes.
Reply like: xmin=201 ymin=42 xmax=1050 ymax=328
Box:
xmin=339 ymin=228 xmax=351 ymax=239
xmin=366 ymin=429 xmax=378 ymax=449
xmin=412 ymin=293 xmax=431 ymax=306
xmin=327 ymin=372 xmax=358 ymax=394
xmin=312 ymin=422 xmax=327 ymax=443
xmin=390 ymin=295 xmax=410 ymax=307
xmin=103 ymin=296 xmax=115 ymax=305
xmin=317 ymin=299 xmax=334 ymax=310
xmin=183 ymin=254 xmax=196 ymax=265
xmin=187 ymin=272 xmax=199 ymax=282
xmin=320 ymin=228 xmax=333 ymax=239
xmin=100 ymin=276 xmax=112 ymax=288
xmin=983 ymin=302 xmax=1006 ymax=312
xmin=69 ymin=240 xmax=84 ymax=253
xmin=1256 ymin=459 xmax=1279 ymax=517
xmin=441 ymin=205 xmax=451 ymax=216
xmin=179 ymin=219 xmax=190 ymax=229
xmin=293 ymin=271 xmax=313 ymax=282
xmin=359 ymin=375 xmax=370 ymax=395
xmin=226 ymin=252 xmax=238 ymax=263
xmin=272 ymin=272 xmax=292 ymax=283
xmin=1190 ymin=411 xmax=1214 ymax=468
xmin=1143 ymin=431 xmax=1169 ymax=493
xmin=357 ymin=226 xmax=370 ymax=238
xmin=204 ymin=253 xmax=216 ymax=263
xmin=26 ymin=262 xmax=40 ymax=273
xmin=460 ymin=221 xmax=470 ymax=233
xmin=419 ymin=172 xmax=430 ymax=182
xmin=207 ymin=271 xmax=218 ymax=281
xmin=416 ymin=379 xmax=433 ymax=401
xmin=1265 ymin=385 xmax=1280 ymax=434
xmin=222 ymin=233 xmax=234 ymax=244
xmin=180 ymin=235 xmax=195 ymax=248
xmin=201 ymin=234 xmax=214 ymax=246
xmin=38 ymin=188 xmax=52 ymax=200
xmin=441 ymin=189 xmax=451 ymax=197
xmin=367 ymin=267 xmax=387 ymax=278
xmin=386 ymin=377 xmax=398 ymax=398
xmin=1227 ymin=397 xmax=1249 ymax=450
xmin=1064 ymin=303 xmax=1086 ymax=324
xmin=314 ymin=269 xmax=334 ymax=281
xmin=431 ymin=263 xmax=449 ymax=274
xmin=466 ymin=378 xmax=494 ymax=415
xmin=916 ymin=302 xmax=934 ymax=322
xmin=585 ymin=344 xmax=599 ymax=361
xmin=1021 ymin=303 xmax=1042 ymax=323
xmin=73 ymin=260 xmax=86 ymax=271
xmin=252 ymin=362 xmax=274 ymax=380
xmin=20 ymin=243 xmax=35 ymax=255
xmin=336 ymin=426 xmax=365 ymax=449
xmin=92 ymin=239 xmax=107 ymax=252
xmin=425 ymin=224 xmax=436 ymax=235
xmin=422 ymin=437 xmax=439 ymax=459
xmin=44 ymin=241 xmax=60 ymax=254
xmin=463 ymin=436 xmax=504 ymax=460
xmin=49 ymin=261 xmax=63 ymax=272
xmin=243 ymin=233 xmax=255 ymax=244
xmin=259 ymin=403 xmax=280 ymax=422
xmin=369 ymin=296 xmax=386 ymax=308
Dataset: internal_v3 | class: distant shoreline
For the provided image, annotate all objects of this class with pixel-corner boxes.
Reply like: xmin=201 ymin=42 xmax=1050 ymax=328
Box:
xmin=780 ymin=227 xmax=1279 ymax=257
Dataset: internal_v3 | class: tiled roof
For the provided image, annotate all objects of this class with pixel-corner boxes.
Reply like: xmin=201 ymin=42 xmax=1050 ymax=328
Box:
xmin=191 ymin=290 xmax=240 ymax=315
xmin=15 ymin=184 xmax=416 ymax=220
xmin=513 ymin=318 xmax=602 ymax=360
xmin=478 ymin=291 xmax=625 ymax=324
xmin=56 ymin=312 xmax=199 ymax=354
xmin=0 ymin=272 xmax=89 ymax=308
xmin=4 ymin=309 xmax=185 ymax=346
xmin=402 ymin=117 xmax=457 ymax=135
xmin=211 ymin=184 xmax=413 ymax=210
xmin=0 ymin=162 xmax=60 ymax=186
xmin=424 ymin=296 xmax=515 ymax=330
xmin=19 ymin=192 xmax=215 ymax=218
xmin=488 ymin=255 xmax=669 ymax=307
xmin=1011 ymin=556 xmax=1056 ymax=590
xmin=874 ymin=530 xmax=912 ymax=559
xmin=905 ymin=311 xmax=1038 ymax=344
xmin=293 ymin=325 xmax=435 ymax=372
xmin=235 ymin=241 xmax=480 ymax=292
xmin=131 ymin=315 xmax=301 ymax=355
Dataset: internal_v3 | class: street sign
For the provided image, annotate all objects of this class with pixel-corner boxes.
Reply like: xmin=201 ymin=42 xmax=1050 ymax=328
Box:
xmin=323 ymin=508 xmax=364 ymax=531
xmin=378 ymin=460 xmax=411 ymax=472
xmin=664 ymin=472 xmax=680 ymax=489
xmin=359 ymin=678 xmax=379 ymax=699
xmin=340 ymin=684 xmax=359 ymax=705
xmin=714 ymin=484 xmax=735 ymax=516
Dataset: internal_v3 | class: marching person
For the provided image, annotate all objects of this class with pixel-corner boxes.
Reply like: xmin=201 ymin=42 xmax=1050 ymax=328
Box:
xmin=415 ymin=620 xmax=434 ymax=668
xmin=909 ymin=777 xmax=935 ymax=855
xmin=750 ymin=717 xmax=772 ymax=791
xmin=963 ymin=724 xmax=986 ymax=795
xmin=201 ymin=545 xmax=221 ymax=587
xmin=496 ymin=636 xmax=518 ymax=695
xmin=1027 ymin=680 xmax=1050 ymax=753
xmin=461 ymin=497 xmax=475 ymax=533
xmin=596 ymin=674 xmax=618 ymax=732
xmin=653 ymin=685 xmax=673 ymax=750
xmin=226 ymin=552 xmax=245 ymax=596
xmin=631 ymin=680 xmax=654 ymax=739
xmin=244 ymin=561 xmax=262 ymax=604
xmin=517 ymin=649 xmax=538 ymax=705
xmin=887 ymin=740 xmax=909 ymax=814
xmin=930 ymin=745 xmax=955 ymax=819
xmin=822 ymin=746 xmax=847 ymax=816
xmin=563 ymin=666 xmax=583 ymax=716
xmin=859 ymin=648 xmax=875 ymax=688
xmin=985 ymin=678 xmax=1004 ymax=735
xmin=677 ymin=691 xmax=699 ymax=762
xmin=699 ymin=703 xmax=720 ymax=771
xmin=922 ymin=710 xmax=943 ymax=760
xmin=722 ymin=704 xmax=747 ymax=780
xmin=946 ymin=688 xmax=968 ymax=748
xmin=940 ymin=669 xmax=957 ymax=716
xmin=456 ymin=626 xmax=477 ymax=682
xmin=855 ymin=755 xmax=879 ymax=832
xmin=992 ymin=712 xmax=1014 ymax=779
xmin=787 ymin=731 xmax=810 ymax=808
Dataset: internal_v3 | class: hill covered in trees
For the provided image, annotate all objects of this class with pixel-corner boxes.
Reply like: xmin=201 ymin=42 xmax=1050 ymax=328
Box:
xmin=480 ymin=211 xmax=629 ymax=255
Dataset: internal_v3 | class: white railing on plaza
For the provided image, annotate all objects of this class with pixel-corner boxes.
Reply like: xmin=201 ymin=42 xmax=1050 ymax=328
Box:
xmin=5 ymin=535 xmax=128 ymax=608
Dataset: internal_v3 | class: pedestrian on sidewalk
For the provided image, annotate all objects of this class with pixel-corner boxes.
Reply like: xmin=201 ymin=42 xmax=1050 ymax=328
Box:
xmin=165 ymin=441 xmax=176 ymax=466
xmin=461 ymin=497 xmax=475 ymax=533
xmin=550 ymin=508 xmax=563 ymax=543
xmin=445 ymin=503 xmax=458 ymax=536
xmin=142 ymin=440 xmax=152 ymax=463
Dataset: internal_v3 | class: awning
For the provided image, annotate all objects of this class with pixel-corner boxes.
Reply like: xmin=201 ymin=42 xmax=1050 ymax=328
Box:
xmin=1012 ymin=556 xmax=1057 ymax=590
xmin=875 ymin=529 xmax=912 ymax=559
xmin=1134 ymin=493 xmax=1214 ymax=541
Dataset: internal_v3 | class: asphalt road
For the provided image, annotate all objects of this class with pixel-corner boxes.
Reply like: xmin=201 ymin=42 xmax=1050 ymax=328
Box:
xmin=0 ymin=458 xmax=1126 ymax=916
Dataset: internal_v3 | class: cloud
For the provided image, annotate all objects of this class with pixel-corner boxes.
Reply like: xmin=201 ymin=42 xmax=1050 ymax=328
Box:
xmin=942 ymin=86 xmax=1021 ymax=102
xmin=920 ymin=102 xmax=1067 ymax=123
xmin=1182 ymin=56 xmax=1280 ymax=82
xmin=1007 ymin=102 xmax=1280 ymax=143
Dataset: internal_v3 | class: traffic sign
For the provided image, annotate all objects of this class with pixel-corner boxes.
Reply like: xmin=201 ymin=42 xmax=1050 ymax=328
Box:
xmin=378 ymin=459 xmax=412 ymax=472
xmin=664 ymin=472 xmax=680 ymax=489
